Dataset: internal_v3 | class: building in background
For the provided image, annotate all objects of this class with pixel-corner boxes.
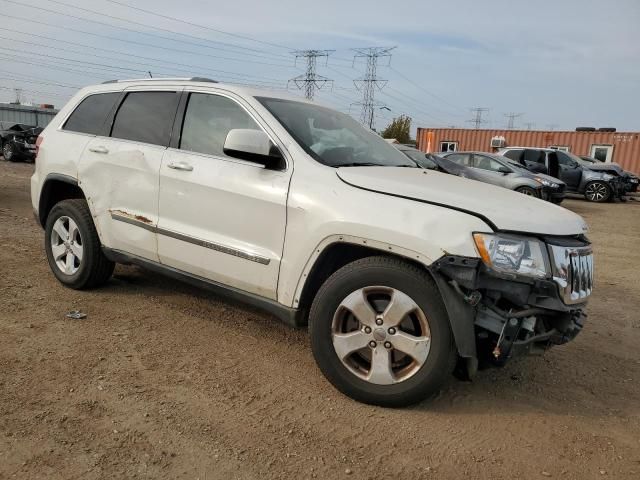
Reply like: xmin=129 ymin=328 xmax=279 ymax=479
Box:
xmin=0 ymin=103 xmax=58 ymax=127
xmin=416 ymin=128 xmax=640 ymax=174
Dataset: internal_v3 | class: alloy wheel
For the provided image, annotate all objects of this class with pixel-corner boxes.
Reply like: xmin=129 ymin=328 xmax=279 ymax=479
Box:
xmin=331 ymin=286 xmax=431 ymax=385
xmin=585 ymin=182 xmax=608 ymax=202
xmin=50 ymin=216 xmax=84 ymax=275
xmin=3 ymin=143 xmax=13 ymax=160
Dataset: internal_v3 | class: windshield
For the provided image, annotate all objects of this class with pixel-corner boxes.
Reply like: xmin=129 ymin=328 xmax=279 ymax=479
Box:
xmin=256 ymin=97 xmax=416 ymax=167
xmin=400 ymin=149 xmax=437 ymax=169
xmin=562 ymin=151 xmax=588 ymax=164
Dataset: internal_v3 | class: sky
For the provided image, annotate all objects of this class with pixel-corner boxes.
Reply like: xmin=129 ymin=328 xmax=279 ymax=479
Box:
xmin=1 ymin=0 xmax=639 ymax=132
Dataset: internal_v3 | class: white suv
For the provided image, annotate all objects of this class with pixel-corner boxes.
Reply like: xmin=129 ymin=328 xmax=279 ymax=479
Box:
xmin=31 ymin=78 xmax=594 ymax=406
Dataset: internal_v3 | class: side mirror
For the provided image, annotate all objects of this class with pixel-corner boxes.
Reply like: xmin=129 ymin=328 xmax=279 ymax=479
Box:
xmin=223 ymin=129 xmax=283 ymax=169
xmin=497 ymin=166 xmax=511 ymax=174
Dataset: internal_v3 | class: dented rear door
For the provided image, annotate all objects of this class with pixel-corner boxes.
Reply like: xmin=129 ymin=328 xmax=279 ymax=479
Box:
xmin=78 ymin=89 xmax=181 ymax=262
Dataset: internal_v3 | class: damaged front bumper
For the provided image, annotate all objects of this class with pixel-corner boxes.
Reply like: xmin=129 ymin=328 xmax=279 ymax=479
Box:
xmin=431 ymin=236 xmax=592 ymax=371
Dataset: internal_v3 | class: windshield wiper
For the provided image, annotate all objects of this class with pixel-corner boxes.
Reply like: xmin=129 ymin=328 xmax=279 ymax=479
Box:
xmin=336 ymin=162 xmax=384 ymax=167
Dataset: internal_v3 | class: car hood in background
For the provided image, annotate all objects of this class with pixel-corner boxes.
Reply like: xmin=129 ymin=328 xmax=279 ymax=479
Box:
xmin=336 ymin=167 xmax=588 ymax=236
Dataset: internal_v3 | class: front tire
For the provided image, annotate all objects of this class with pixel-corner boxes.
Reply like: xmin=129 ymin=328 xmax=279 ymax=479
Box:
xmin=515 ymin=186 xmax=537 ymax=197
xmin=584 ymin=181 xmax=611 ymax=202
xmin=309 ymin=256 xmax=456 ymax=407
xmin=3 ymin=142 xmax=16 ymax=162
xmin=44 ymin=199 xmax=114 ymax=289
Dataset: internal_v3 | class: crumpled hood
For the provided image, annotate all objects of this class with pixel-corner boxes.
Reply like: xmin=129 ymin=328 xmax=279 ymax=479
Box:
xmin=336 ymin=167 xmax=588 ymax=236
xmin=584 ymin=162 xmax=624 ymax=175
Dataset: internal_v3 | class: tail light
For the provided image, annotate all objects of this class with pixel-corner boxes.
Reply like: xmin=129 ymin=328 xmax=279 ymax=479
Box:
xmin=35 ymin=135 xmax=43 ymax=161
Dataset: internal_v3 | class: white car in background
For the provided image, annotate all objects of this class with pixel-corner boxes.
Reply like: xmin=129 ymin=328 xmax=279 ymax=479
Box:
xmin=31 ymin=78 xmax=593 ymax=406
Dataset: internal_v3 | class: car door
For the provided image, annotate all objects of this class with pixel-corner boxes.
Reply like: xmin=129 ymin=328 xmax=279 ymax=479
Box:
xmin=157 ymin=90 xmax=290 ymax=300
xmin=555 ymin=151 xmax=582 ymax=189
xmin=469 ymin=154 xmax=512 ymax=188
xmin=78 ymin=88 xmax=182 ymax=262
xmin=523 ymin=149 xmax=548 ymax=174
xmin=443 ymin=153 xmax=475 ymax=178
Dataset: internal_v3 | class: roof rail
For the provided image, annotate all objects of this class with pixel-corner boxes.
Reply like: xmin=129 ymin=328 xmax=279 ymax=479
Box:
xmin=102 ymin=77 xmax=217 ymax=84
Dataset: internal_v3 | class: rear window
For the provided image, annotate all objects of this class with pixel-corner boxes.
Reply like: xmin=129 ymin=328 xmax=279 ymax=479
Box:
xmin=63 ymin=93 xmax=120 ymax=135
xmin=110 ymin=91 xmax=179 ymax=147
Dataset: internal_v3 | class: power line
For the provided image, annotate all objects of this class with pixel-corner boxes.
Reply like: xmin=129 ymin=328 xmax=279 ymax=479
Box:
xmin=352 ymin=47 xmax=395 ymax=130
xmin=103 ymin=0 xmax=294 ymax=51
xmin=4 ymin=0 xmax=290 ymax=62
xmin=504 ymin=112 xmax=524 ymax=129
xmin=467 ymin=107 xmax=489 ymax=129
xmin=0 ymin=27 xmax=288 ymax=84
xmin=288 ymin=50 xmax=333 ymax=100
xmin=388 ymin=66 xmax=467 ymax=115
xmin=0 ymin=7 xmax=296 ymax=68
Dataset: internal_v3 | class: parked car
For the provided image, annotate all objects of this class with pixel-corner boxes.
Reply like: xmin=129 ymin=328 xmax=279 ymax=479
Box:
xmin=0 ymin=122 xmax=42 ymax=162
xmin=31 ymin=78 xmax=593 ymax=407
xmin=396 ymin=146 xmax=566 ymax=203
xmin=442 ymin=151 xmax=566 ymax=203
xmin=578 ymin=155 xmax=639 ymax=194
xmin=497 ymin=147 xmax=623 ymax=202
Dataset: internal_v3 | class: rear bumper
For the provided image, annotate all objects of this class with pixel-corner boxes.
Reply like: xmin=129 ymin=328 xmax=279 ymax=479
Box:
xmin=10 ymin=140 xmax=36 ymax=159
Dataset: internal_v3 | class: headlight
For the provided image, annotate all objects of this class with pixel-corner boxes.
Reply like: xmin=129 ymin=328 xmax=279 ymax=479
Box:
xmin=534 ymin=177 xmax=559 ymax=188
xmin=473 ymin=233 xmax=550 ymax=279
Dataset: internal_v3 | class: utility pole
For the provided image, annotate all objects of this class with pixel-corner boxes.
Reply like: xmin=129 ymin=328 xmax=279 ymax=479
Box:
xmin=288 ymin=50 xmax=334 ymax=100
xmin=504 ymin=112 xmax=524 ymax=129
xmin=467 ymin=107 xmax=489 ymax=129
xmin=523 ymin=121 xmax=535 ymax=130
xmin=351 ymin=46 xmax=395 ymax=130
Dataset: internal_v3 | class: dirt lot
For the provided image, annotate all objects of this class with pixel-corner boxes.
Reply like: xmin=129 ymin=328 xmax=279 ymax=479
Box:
xmin=1 ymin=160 xmax=639 ymax=480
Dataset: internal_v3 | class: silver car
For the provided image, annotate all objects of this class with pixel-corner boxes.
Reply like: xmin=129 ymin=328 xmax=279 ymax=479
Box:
xmin=397 ymin=146 xmax=566 ymax=203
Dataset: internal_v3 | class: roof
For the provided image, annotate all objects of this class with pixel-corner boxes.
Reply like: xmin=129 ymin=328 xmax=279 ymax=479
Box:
xmin=83 ymin=78 xmax=311 ymax=104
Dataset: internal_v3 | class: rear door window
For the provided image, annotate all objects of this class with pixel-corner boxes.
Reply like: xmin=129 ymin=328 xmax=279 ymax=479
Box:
xmin=179 ymin=93 xmax=261 ymax=158
xmin=110 ymin=91 xmax=180 ymax=147
xmin=445 ymin=153 xmax=472 ymax=166
xmin=63 ymin=92 xmax=120 ymax=135
xmin=473 ymin=154 xmax=505 ymax=171
xmin=524 ymin=149 xmax=545 ymax=164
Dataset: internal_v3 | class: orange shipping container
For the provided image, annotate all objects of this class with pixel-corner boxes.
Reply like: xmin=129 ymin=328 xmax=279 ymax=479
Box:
xmin=416 ymin=128 xmax=640 ymax=175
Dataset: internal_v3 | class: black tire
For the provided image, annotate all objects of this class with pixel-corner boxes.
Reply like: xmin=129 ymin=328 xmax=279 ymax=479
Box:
xmin=584 ymin=181 xmax=611 ymax=203
xmin=550 ymin=197 xmax=564 ymax=205
xmin=515 ymin=186 xmax=538 ymax=197
xmin=309 ymin=256 xmax=456 ymax=407
xmin=44 ymin=199 xmax=114 ymax=289
xmin=3 ymin=141 xmax=16 ymax=162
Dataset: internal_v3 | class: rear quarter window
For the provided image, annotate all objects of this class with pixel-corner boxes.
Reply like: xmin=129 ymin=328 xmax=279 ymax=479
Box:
xmin=63 ymin=92 xmax=120 ymax=135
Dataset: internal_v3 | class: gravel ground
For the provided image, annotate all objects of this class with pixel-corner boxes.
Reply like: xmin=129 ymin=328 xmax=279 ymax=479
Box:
xmin=1 ymin=160 xmax=639 ymax=480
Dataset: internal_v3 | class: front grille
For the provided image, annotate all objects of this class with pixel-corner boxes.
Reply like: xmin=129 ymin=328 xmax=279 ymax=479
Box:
xmin=549 ymin=245 xmax=593 ymax=305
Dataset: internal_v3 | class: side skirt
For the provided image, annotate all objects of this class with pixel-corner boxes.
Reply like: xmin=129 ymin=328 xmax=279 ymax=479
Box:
xmin=102 ymin=247 xmax=307 ymax=328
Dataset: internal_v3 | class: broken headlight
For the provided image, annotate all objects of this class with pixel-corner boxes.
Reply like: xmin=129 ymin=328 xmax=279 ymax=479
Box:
xmin=473 ymin=233 xmax=549 ymax=279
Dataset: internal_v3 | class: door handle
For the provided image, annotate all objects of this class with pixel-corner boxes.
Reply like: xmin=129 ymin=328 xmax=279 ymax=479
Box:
xmin=167 ymin=161 xmax=194 ymax=172
xmin=89 ymin=146 xmax=109 ymax=154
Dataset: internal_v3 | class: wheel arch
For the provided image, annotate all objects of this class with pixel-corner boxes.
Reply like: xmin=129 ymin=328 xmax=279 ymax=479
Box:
xmin=37 ymin=174 xmax=86 ymax=227
xmin=294 ymin=237 xmax=477 ymax=360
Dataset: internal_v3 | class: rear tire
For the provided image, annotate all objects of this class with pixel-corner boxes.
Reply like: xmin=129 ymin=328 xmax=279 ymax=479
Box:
xmin=44 ymin=199 xmax=114 ymax=289
xmin=309 ymin=256 xmax=456 ymax=407
xmin=584 ymin=181 xmax=611 ymax=202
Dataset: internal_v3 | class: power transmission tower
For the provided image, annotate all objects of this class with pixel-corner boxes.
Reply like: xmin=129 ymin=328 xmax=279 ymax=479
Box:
xmin=504 ymin=112 xmax=524 ymax=129
xmin=351 ymin=46 xmax=395 ymax=130
xmin=546 ymin=123 xmax=559 ymax=131
xmin=467 ymin=107 xmax=489 ymax=129
xmin=523 ymin=122 xmax=536 ymax=130
xmin=13 ymin=88 xmax=23 ymax=104
xmin=288 ymin=50 xmax=334 ymax=100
